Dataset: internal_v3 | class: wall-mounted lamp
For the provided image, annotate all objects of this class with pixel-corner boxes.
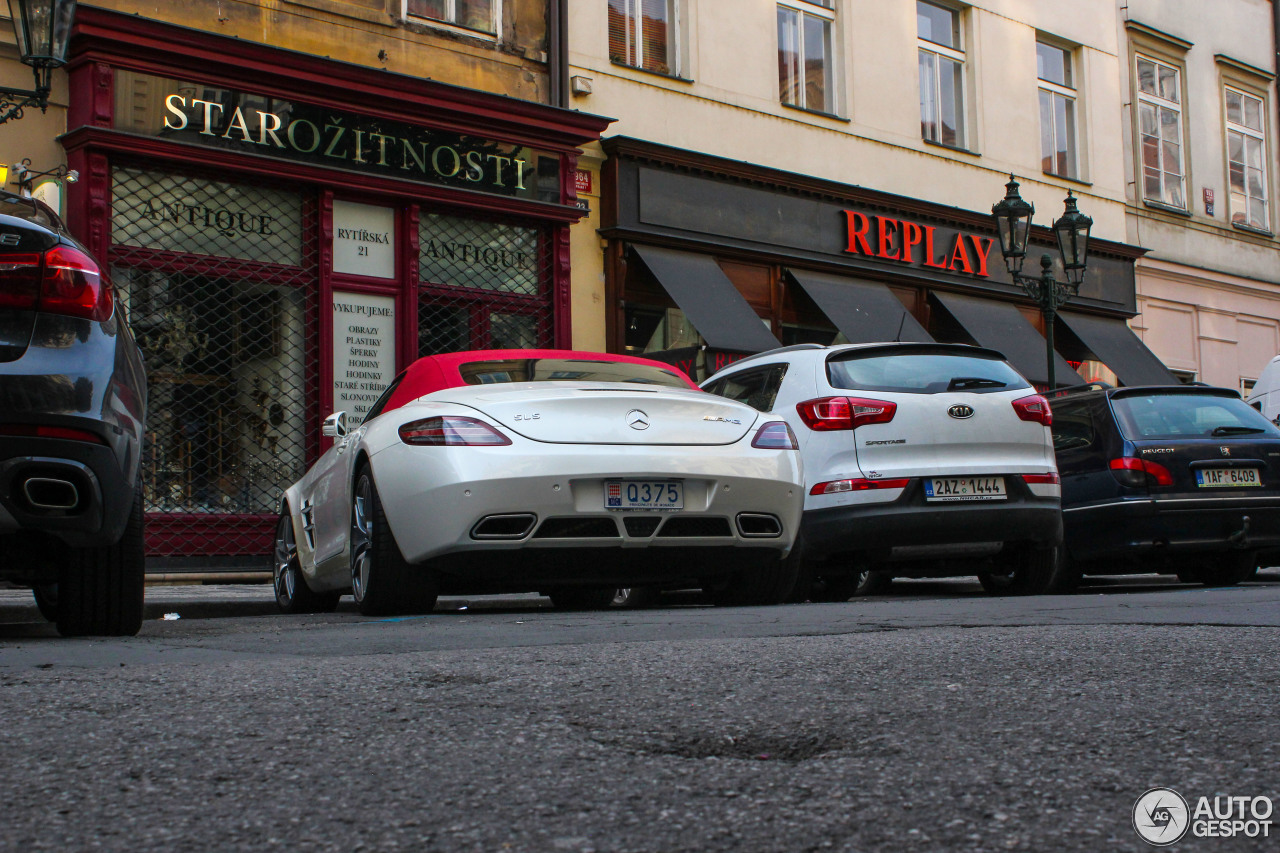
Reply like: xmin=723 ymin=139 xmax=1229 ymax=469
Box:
xmin=12 ymin=158 xmax=78 ymax=197
xmin=0 ymin=0 xmax=77 ymax=125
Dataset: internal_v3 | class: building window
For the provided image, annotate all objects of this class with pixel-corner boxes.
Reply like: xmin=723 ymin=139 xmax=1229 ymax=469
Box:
xmin=777 ymin=0 xmax=835 ymax=113
xmin=1037 ymin=40 xmax=1077 ymax=179
xmin=1136 ymin=55 xmax=1186 ymax=209
xmin=406 ymin=0 xmax=496 ymax=35
xmin=917 ymin=0 xmax=965 ymax=148
xmin=1226 ymin=86 xmax=1269 ymax=230
xmin=609 ymin=0 xmax=677 ymax=76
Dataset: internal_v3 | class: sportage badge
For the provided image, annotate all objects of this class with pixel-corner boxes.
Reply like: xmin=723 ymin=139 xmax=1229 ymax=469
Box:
xmin=948 ymin=405 xmax=975 ymax=419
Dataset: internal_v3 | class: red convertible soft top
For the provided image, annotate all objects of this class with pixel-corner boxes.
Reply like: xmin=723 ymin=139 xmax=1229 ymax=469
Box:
xmin=378 ymin=349 xmax=699 ymax=416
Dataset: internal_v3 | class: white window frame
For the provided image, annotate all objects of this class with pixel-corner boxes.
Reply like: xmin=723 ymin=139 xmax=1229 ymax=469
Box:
xmin=917 ymin=1 xmax=967 ymax=149
xmin=610 ymin=0 xmax=682 ymax=78
xmin=404 ymin=0 xmax=500 ymax=38
xmin=1037 ymin=39 xmax=1078 ymax=179
xmin=1225 ymin=85 xmax=1270 ymax=231
xmin=776 ymin=0 xmax=837 ymax=114
xmin=1136 ymin=54 xmax=1187 ymax=210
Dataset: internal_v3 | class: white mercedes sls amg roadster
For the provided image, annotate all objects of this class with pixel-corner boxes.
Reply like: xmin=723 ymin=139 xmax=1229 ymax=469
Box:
xmin=273 ymin=349 xmax=805 ymax=615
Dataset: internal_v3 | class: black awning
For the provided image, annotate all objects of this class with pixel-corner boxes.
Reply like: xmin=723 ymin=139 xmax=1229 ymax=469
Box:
xmin=785 ymin=269 xmax=933 ymax=343
xmin=1058 ymin=311 xmax=1177 ymax=387
xmin=628 ymin=245 xmax=781 ymax=353
xmin=933 ymin=291 xmax=1083 ymax=387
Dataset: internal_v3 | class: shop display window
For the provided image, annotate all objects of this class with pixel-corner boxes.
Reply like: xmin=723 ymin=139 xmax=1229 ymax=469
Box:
xmin=417 ymin=212 xmax=551 ymax=355
xmin=109 ymin=167 xmax=315 ymax=532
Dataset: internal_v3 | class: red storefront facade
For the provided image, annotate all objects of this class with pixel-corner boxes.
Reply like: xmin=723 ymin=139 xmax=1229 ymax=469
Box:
xmin=62 ymin=9 xmax=608 ymax=569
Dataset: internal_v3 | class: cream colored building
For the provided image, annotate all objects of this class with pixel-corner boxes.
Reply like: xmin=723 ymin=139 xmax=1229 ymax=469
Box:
xmin=1118 ymin=0 xmax=1280 ymax=394
xmin=566 ymin=0 xmax=1177 ymax=389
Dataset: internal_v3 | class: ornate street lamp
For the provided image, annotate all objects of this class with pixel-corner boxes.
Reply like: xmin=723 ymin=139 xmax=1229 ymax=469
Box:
xmin=0 ymin=0 xmax=77 ymax=125
xmin=991 ymin=176 xmax=1093 ymax=391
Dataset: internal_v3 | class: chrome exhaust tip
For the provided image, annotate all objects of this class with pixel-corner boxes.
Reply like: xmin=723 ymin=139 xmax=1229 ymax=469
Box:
xmin=470 ymin=513 xmax=537 ymax=540
xmin=22 ymin=477 xmax=80 ymax=511
xmin=736 ymin=513 xmax=783 ymax=538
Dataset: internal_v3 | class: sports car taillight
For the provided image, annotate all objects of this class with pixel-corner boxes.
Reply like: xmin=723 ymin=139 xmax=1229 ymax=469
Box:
xmin=1109 ymin=456 xmax=1174 ymax=488
xmin=810 ymin=477 xmax=910 ymax=496
xmin=0 ymin=246 xmax=112 ymax=320
xmin=398 ymin=416 xmax=512 ymax=446
xmin=1012 ymin=394 xmax=1053 ymax=426
xmin=751 ymin=421 xmax=798 ymax=449
xmin=795 ymin=397 xmax=896 ymax=431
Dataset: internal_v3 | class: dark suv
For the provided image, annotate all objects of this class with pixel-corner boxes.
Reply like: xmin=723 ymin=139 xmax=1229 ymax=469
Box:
xmin=0 ymin=191 xmax=147 ymax=635
xmin=1050 ymin=384 xmax=1280 ymax=588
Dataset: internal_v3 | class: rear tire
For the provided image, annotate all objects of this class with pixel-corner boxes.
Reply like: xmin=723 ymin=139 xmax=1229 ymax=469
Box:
xmin=978 ymin=544 xmax=1056 ymax=596
xmin=56 ymin=483 xmax=145 ymax=637
xmin=854 ymin=568 xmax=893 ymax=596
xmin=274 ymin=510 xmax=341 ymax=614
xmin=350 ymin=465 xmax=437 ymax=617
xmin=1193 ymin=552 xmax=1257 ymax=587
xmin=1044 ymin=549 xmax=1081 ymax=594
xmin=549 ymin=588 xmax=616 ymax=610
xmin=710 ymin=550 xmax=797 ymax=606
xmin=32 ymin=584 xmax=58 ymax=623
xmin=611 ymin=586 xmax=661 ymax=608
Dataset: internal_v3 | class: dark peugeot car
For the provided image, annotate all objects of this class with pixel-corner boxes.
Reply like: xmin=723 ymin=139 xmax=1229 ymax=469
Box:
xmin=0 ymin=191 xmax=147 ymax=635
xmin=1050 ymin=384 xmax=1280 ymax=589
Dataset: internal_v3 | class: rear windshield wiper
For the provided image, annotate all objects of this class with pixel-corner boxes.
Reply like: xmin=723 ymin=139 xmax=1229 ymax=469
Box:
xmin=1211 ymin=425 xmax=1266 ymax=436
xmin=947 ymin=376 xmax=1007 ymax=391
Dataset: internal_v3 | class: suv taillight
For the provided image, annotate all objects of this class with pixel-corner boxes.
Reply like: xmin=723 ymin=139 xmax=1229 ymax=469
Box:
xmin=41 ymin=246 xmax=113 ymax=321
xmin=398 ymin=416 xmax=511 ymax=446
xmin=0 ymin=246 xmax=112 ymax=321
xmin=795 ymin=396 xmax=896 ymax=431
xmin=1012 ymin=394 xmax=1053 ymax=426
xmin=1109 ymin=457 xmax=1174 ymax=488
xmin=0 ymin=253 xmax=41 ymax=310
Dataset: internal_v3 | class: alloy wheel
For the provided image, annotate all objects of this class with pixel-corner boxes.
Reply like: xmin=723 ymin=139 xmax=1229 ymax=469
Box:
xmin=273 ymin=515 xmax=298 ymax=605
xmin=350 ymin=475 xmax=373 ymax=602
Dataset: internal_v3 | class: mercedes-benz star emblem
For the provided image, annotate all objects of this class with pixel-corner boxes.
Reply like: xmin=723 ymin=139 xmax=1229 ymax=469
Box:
xmin=948 ymin=405 xmax=975 ymax=419
xmin=627 ymin=409 xmax=650 ymax=430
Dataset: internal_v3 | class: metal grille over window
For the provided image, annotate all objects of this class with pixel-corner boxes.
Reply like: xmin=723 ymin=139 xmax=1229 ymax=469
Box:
xmin=109 ymin=167 xmax=316 ymax=557
xmin=417 ymin=212 xmax=553 ymax=355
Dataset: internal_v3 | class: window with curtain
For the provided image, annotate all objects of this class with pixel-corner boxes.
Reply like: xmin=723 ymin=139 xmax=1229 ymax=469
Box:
xmin=1037 ymin=40 xmax=1078 ymax=179
xmin=1136 ymin=54 xmax=1186 ymax=209
xmin=406 ymin=0 xmax=496 ymax=35
xmin=917 ymin=1 xmax=965 ymax=148
xmin=777 ymin=0 xmax=835 ymax=113
xmin=608 ymin=0 xmax=677 ymax=76
xmin=1226 ymin=86 xmax=1269 ymax=230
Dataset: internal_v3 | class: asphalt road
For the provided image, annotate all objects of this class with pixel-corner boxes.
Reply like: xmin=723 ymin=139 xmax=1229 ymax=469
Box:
xmin=2 ymin=573 xmax=1279 ymax=852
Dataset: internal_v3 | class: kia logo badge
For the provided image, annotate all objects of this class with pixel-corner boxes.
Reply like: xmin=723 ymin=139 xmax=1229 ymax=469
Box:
xmin=627 ymin=409 xmax=650 ymax=430
xmin=948 ymin=405 xmax=975 ymax=419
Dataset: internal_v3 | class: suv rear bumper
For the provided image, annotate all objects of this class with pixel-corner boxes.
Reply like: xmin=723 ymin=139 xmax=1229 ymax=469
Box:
xmin=1064 ymin=495 xmax=1280 ymax=563
xmin=0 ymin=433 xmax=135 ymax=550
xmin=801 ymin=479 xmax=1062 ymax=560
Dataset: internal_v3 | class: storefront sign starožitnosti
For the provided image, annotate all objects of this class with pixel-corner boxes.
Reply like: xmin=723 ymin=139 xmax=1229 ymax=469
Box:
xmin=114 ymin=71 xmax=561 ymax=202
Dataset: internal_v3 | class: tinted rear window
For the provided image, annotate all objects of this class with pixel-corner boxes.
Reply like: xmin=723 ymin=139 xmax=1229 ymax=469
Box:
xmin=1111 ymin=393 xmax=1280 ymax=440
xmin=459 ymin=358 xmax=692 ymax=388
xmin=827 ymin=352 xmax=1029 ymax=394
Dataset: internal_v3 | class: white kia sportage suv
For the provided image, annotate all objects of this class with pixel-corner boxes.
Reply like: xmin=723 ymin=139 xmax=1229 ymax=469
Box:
xmin=701 ymin=343 xmax=1062 ymax=598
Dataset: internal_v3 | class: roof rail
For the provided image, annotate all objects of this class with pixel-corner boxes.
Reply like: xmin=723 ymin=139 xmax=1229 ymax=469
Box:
xmin=735 ymin=343 xmax=827 ymax=360
xmin=1047 ymin=381 xmax=1113 ymax=398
